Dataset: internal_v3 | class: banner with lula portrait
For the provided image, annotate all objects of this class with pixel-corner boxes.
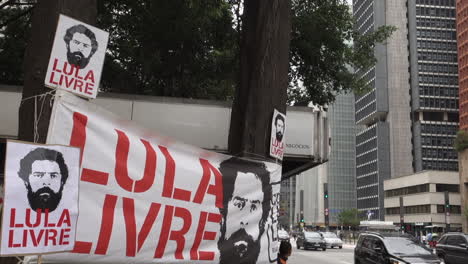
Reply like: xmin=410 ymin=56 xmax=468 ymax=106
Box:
xmin=26 ymin=91 xmax=282 ymax=263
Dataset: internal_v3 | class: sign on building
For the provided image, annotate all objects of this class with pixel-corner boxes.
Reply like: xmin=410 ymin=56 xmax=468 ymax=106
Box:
xmin=0 ymin=141 xmax=80 ymax=256
xmin=45 ymin=14 xmax=109 ymax=99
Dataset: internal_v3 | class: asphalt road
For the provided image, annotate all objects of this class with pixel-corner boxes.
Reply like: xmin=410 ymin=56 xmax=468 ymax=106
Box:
xmin=288 ymin=246 xmax=355 ymax=264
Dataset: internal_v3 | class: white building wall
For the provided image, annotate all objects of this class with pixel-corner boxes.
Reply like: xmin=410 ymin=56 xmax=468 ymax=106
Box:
xmin=294 ymin=163 xmax=327 ymax=226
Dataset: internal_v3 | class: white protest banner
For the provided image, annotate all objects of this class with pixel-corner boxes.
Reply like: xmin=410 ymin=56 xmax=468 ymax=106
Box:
xmin=270 ymin=109 xmax=286 ymax=160
xmin=45 ymin=14 xmax=109 ymax=99
xmin=39 ymin=91 xmax=281 ymax=263
xmin=0 ymin=141 xmax=80 ymax=256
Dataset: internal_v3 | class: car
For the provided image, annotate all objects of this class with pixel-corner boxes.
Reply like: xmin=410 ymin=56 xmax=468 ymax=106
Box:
xmin=320 ymin=232 xmax=343 ymax=249
xmin=278 ymin=229 xmax=290 ymax=241
xmin=435 ymin=232 xmax=468 ymax=264
xmin=354 ymin=232 xmax=441 ymax=264
xmin=296 ymin=231 xmax=326 ymax=251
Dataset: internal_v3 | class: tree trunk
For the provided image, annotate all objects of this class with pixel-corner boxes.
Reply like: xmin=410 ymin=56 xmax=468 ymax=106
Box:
xmin=228 ymin=0 xmax=291 ymax=162
xmin=6 ymin=1 xmax=95 ymax=262
xmin=18 ymin=0 xmax=97 ymax=143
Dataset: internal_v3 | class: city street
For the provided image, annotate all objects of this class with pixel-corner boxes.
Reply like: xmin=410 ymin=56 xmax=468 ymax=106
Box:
xmin=288 ymin=242 xmax=355 ymax=264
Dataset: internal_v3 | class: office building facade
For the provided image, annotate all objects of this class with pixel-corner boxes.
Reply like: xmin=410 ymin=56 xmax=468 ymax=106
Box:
xmin=280 ymin=176 xmax=295 ymax=228
xmin=289 ymin=93 xmax=357 ymax=227
xmin=327 ymin=93 xmax=357 ymax=224
xmin=456 ymin=0 xmax=468 ymax=233
xmin=384 ymin=171 xmax=462 ymax=231
xmin=294 ymin=164 xmax=327 ymax=226
xmin=353 ymin=0 xmax=459 ymax=219
xmin=354 ymin=0 xmax=414 ymax=220
xmin=409 ymin=0 xmax=459 ymax=172
xmin=458 ymin=0 xmax=468 ymax=129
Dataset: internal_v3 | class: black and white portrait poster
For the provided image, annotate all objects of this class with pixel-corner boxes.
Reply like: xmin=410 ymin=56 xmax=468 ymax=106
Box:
xmin=0 ymin=141 xmax=80 ymax=256
xmin=270 ymin=109 xmax=286 ymax=161
xmin=45 ymin=14 xmax=109 ymax=99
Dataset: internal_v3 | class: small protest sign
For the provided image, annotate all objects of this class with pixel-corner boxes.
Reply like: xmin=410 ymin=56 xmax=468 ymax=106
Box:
xmin=270 ymin=109 xmax=286 ymax=160
xmin=44 ymin=14 xmax=109 ymax=99
xmin=0 ymin=141 xmax=80 ymax=256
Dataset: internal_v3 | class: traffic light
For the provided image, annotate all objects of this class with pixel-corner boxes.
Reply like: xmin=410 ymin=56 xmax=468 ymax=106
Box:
xmin=444 ymin=191 xmax=450 ymax=210
xmin=300 ymin=218 xmax=304 ymax=223
xmin=324 ymin=192 xmax=329 ymax=199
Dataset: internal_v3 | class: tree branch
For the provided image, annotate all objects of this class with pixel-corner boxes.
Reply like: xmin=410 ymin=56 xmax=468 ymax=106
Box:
xmin=0 ymin=0 xmax=14 ymax=10
xmin=0 ymin=6 xmax=34 ymax=29
xmin=0 ymin=0 xmax=36 ymax=9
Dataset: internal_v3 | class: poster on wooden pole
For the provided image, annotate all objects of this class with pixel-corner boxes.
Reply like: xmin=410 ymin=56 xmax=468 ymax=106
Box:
xmin=0 ymin=141 xmax=80 ymax=256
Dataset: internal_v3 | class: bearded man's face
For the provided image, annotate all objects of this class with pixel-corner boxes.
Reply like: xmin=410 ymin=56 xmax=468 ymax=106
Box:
xmin=218 ymin=172 xmax=263 ymax=264
xmin=275 ymin=119 xmax=284 ymax=142
xmin=27 ymin=160 xmax=63 ymax=212
xmin=67 ymin=32 xmax=93 ymax=69
xmin=219 ymin=228 xmax=261 ymax=264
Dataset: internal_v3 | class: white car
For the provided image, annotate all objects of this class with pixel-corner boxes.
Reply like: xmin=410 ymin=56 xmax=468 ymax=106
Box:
xmin=321 ymin=232 xmax=343 ymax=249
xmin=278 ymin=229 xmax=290 ymax=241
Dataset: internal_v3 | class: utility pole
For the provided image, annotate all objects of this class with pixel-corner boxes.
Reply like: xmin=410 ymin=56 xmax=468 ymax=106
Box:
xmin=228 ymin=0 xmax=291 ymax=162
xmin=400 ymin=196 xmax=405 ymax=233
xmin=300 ymin=190 xmax=304 ymax=230
xmin=324 ymin=183 xmax=329 ymax=230
xmin=6 ymin=2 xmax=97 ymax=264
xmin=18 ymin=0 xmax=97 ymax=143
xmin=444 ymin=191 xmax=451 ymax=232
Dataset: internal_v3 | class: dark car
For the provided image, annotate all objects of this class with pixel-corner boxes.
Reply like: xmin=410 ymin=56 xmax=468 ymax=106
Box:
xmin=354 ymin=232 xmax=440 ymax=264
xmin=296 ymin=231 xmax=326 ymax=251
xmin=435 ymin=232 xmax=468 ymax=264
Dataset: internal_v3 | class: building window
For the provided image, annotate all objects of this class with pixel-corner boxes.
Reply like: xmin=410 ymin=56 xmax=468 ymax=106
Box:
xmin=384 ymin=184 xmax=430 ymax=198
xmin=436 ymin=184 xmax=460 ymax=193
xmin=385 ymin=204 xmax=431 ymax=215
xmin=437 ymin=205 xmax=461 ymax=214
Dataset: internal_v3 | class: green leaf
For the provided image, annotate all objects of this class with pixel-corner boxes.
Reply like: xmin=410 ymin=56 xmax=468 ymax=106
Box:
xmin=337 ymin=208 xmax=361 ymax=227
xmin=454 ymin=130 xmax=468 ymax=152
xmin=2 ymin=0 xmax=394 ymax=107
xmin=288 ymin=0 xmax=395 ymax=106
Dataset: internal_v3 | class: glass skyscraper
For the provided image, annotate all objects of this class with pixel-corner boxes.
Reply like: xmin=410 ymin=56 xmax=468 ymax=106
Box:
xmin=327 ymin=93 xmax=357 ymax=224
xmin=353 ymin=0 xmax=459 ymax=220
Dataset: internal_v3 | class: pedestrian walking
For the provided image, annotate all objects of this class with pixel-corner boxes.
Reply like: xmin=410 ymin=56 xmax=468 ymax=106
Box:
xmin=277 ymin=240 xmax=292 ymax=264
xmin=427 ymin=232 xmax=434 ymax=248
